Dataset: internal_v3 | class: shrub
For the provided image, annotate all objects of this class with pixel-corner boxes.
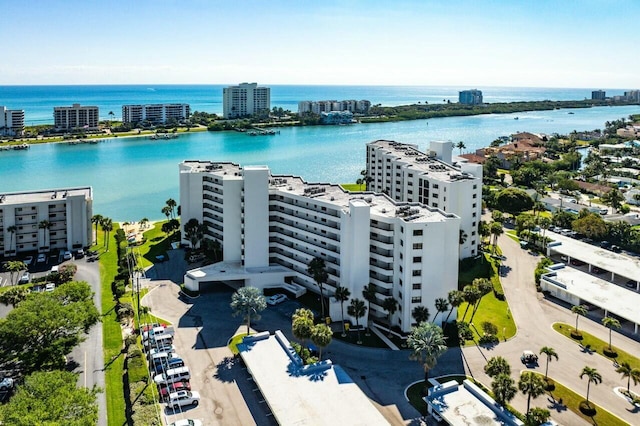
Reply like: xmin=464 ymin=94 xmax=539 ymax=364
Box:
xmin=116 ymin=303 xmax=134 ymax=320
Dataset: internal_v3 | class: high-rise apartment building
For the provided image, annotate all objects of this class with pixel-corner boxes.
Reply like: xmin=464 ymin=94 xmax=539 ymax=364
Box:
xmin=592 ymin=90 xmax=606 ymax=100
xmin=53 ymin=104 xmax=99 ymax=130
xmin=366 ymin=140 xmax=483 ymax=259
xmin=222 ymin=83 xmax=270 ymax=119
xmin=122 ymin=104 xmax=190 ymax=125
xmin=179 ymin=161 xmax=460 ymax=332
xmin=0 ymin=106 xmax=25 ymax=136
xmin=458 ymin=89 xmax=483 ymax=105
xmin=0 ymin=187 xmax=93 ymax=256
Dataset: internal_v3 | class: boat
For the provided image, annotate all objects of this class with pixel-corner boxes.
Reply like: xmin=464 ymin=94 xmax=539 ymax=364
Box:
xmin=514 ymin=117 xmax=519 ymax=120
xmin=12 ymin=143 xmax=29 ymax=150
xmin=568 ymin=112 xmax=574 ymax=114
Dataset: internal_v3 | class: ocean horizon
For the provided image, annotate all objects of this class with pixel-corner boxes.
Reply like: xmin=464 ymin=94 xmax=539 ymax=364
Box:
xmin=0 ymin=84 xmax=633 ymax=126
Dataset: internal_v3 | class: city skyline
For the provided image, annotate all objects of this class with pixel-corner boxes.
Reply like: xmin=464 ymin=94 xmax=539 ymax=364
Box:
xmin=1 ymin=1 xmax=638 ymax=88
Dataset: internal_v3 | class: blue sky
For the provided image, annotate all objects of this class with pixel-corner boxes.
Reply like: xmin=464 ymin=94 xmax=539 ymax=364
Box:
xmin=1 ymin=0 xmax=638 ymax=88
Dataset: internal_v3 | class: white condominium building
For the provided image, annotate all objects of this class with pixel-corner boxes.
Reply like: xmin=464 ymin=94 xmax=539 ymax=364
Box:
xmin=180 ymin=161 xmax=460 ymax=333
xmin=366 ymin=140 xmax=483 ymax=259
xmin=0 ymin=187 xmax=93 ymax=256
xmin=53 ymin=104 xmax=99 ymax=130
xmin=122 ymin=104 xmax=190 ymax=125
xmin=222 ymin=83 xmax=270 ymax=119
xmin=0 ymin=106 xmax=25 ymax=136
xmin=298 ymin=99 xmax=371 ymax=114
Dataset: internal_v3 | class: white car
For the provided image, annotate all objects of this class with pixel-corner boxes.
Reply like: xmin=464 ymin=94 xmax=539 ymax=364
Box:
xmin=266 ymin=294 xmax=287 ymax=305
xmin=37 ymin=253 xmax=47 ymax=263
xmin=63 ymin=251 xmax=73 ymax=260
xmin=0 ymin=376 xmax=14 ymax=391
xmin=45 ymin=283 xmax=56 ymax=292
xmin=169 ymin=420 xmax=202 ymax=426
xmin=167 ymin=390 xmax=200 ymax=409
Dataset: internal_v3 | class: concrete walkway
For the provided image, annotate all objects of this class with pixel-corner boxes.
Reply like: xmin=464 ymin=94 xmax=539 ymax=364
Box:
xmin=462 ymin=233 xmax=640 ymax=425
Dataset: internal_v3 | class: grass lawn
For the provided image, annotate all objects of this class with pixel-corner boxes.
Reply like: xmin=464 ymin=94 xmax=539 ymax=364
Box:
xmin=340 ymin=183 xmax=365 ymax=192
xmin=553 ymin=323 xmax=640 ymax=369
xmin=505 ymin=230 xmax=520 ymax=243
xmin=539 ymin=373 xmax=625 ymax=426
xmin=0 ymin=281 xmax=31 ymax=295
xmin=132 ymin=221 xmax=179 ymax=269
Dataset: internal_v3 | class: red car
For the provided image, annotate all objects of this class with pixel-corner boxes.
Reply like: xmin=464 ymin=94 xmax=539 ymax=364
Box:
xmin=159 ymin=381 xmax=190 ymax=401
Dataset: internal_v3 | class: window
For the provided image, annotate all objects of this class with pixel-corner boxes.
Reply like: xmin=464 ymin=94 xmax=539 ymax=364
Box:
xmin=473 ymin=184 xmax=477 ymax=189
xmin=412 ymin=270 xmax=421 ymax=277
xmin=413 ymin=243 xmax=422 ymax=250
xmin=473 ymin=193 xmax=477 ymax=199
xmin=472 ymin=212 xmax=477 ymax=217
xmin=412 ymin=283 xmax=421 ymax=290
xmin=399 ymin=265 xmax=403 ymax=273
xmin=412 ymin=296 xmax=422 ymax=303
xmin=473 ymin=203 xmax=477 ymax=208
xmin=432 ymin=203 xmax=438 ymax=208
xmin=413 ymin=229 xmax=423 ymax=236
xmin=413 ymin=256 xmax=422 ymax=263
xmin=399 ymin=252 xmax=403 ymax=260
xmin=432 ymin=184 xmax=439 ymax=189
xmin=433 ymin=193 xmax=439 ymax=198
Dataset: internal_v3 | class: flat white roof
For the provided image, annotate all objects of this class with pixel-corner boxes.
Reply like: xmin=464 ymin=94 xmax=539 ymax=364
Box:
xmin=542 ymin=265 xmax=640 ymax=324
xmin=238 ymin=331 xmax=389 ymax=426
xmin=0 ymin=187 xmax=92 ymax=205
xmin=547 ymin=230 xmax=640 ymax=282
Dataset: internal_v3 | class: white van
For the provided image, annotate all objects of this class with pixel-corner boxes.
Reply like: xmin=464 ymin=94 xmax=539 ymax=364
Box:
xmin=154 ymin=366 xmax=190 ymax=385
xmin=145 ymin=333 xmax=173 ymax=349
xmin=50 ymin=265 xmax=59 ymax=274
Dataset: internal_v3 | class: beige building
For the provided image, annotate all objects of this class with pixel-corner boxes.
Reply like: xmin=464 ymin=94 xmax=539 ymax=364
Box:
xmin=222 ymin=83 xmax=270 ymax=118
xmin=122 ymin=104 xmax=190 ymax=124
xmin=0 ymin=187 xmax=93 ymax=256
xmin=54 ymin=104 xmax=99 ymax=130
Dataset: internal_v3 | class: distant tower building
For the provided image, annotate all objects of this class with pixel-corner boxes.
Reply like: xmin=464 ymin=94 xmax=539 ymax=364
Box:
xmin=624 ymin=90 xmax=640 ymax=102
xmin=54 ymin=104 xmax=99 ymax=130
xmin=592 ymin=90 xmax=606 ymax=100
xmin=459 ymin=89 xmax=483 ymax=105
xmin=0 ymin=106 xmax=25 ymax=136
xmin=223 ymin=83 xmax=270 ymax=119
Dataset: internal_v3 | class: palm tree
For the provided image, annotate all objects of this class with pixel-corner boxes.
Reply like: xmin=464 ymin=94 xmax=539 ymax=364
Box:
xmin=407 ymin=322 xmax=447 ymax=388
xmin=484 ymin=356 xmax=511 ymax=378
xmin=38 ymin=220 xmax=52 ymax=249
xmin=310 ymin=324 xmax=332 ymax=360
xmin=292 ymin=308 xmax=314 ymax=345
xmin=580 ymin=366 xmax=602 ymax=405
xmin=166 ymin=198 xmax=177 ymax=219
xmin=6 ymin=260 xmax=26 ymax=285
xmin=362 ymin=284 xmax=376 ymax=335
xmin=456 ymin=141 xmax=466 ymax=155
xmin=0 ymin=286 xmax=30 ymax=307
xmin=443 ymin=290 xmax=464 ymax=328
xmin=571 ymin=304 xmax=588 ymax=335
xmin=91 ymin=215 xmax=103 ymax=245
xmin=347 ymin=298 xmax=367 ymax=344
xmin=602 ymin=316 xmax=621 ymax=352
xmin=101 ymin=218 xmax=113 ymax=250
xmin=382 ymin=296 xmax=398 ymax=336
xmin=7 ymin=225 xmax=17 ymax=253
xmin=539 ymin=347 xmax=558 ymax=381
xmin=230 ymin=286 xmax=267 ymax=334
xmin=307 ymin=257 xmax=329 ymax=319
xmin=461 ymin=284 xmax=481 ymax=322
xmin=411 ymin=306 xmax=430 ymax=325
xmin=518 ymin=371 xmax=546 ymax=420
xmin=334 ymin=286 xmax=351 ymax=336
xmin=433 ymin=298 xmax=449 ymax=325
xmin=161 ymin=206 xmax=171 ymax=220
xmin=470 ymin=278 xmax=493 ymax=322
xmin=616 ymin=362 xmax=640 ymax=393
xmin=140 ymin=217 xmax=149 ymax=230
xmin=492 ymin=373 xmax=517 ymax=406
xmin=490 ymin=222 xmax=503 ymax=253
xmin=108 ymin=110 xmax=115 ymax=128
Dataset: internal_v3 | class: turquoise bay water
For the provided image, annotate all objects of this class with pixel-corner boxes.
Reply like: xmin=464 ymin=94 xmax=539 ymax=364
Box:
xmin=1 ymin=105 xmax=638 ymax=220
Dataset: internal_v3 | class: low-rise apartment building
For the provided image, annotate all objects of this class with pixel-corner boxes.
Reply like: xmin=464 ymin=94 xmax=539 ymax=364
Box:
xmin=54 ymin=104 xmax=99 ymax=131
xmin=179 ymin=161 xmax=460 ymax=332
xmin=366 ymin=140 xmax=483 ymax=259
xmin=0 ymin=106 xmax=25 ymax=137
xmin=0 ymin=187 xmax=93 ymax=256
xmin=122 ymin=104 xmax=190 ymax=125
xmin=298 ymin=99 xmax=371 ymax=114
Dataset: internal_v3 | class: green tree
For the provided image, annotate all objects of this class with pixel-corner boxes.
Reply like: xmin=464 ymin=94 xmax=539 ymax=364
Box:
xmin=100 ymin=217 xmax=113 ymax=250
xmin=90 ymin=214 xmax=102 ymax=245
xmin=347 ymin=298 xmax=367 ymax=344
xmin=571 ymin=304 xmax=587 ymax=335
xmin=602 ymin=316 xmax=621 ymax=351
xmin=184 ymin=218 xmax=206 ymax=249
xmin=0 ymin=370 xmax=98 ymax=425
xmin=484 ymin=356 xmax=511 ymax=378
xmin=161 ymin=206 xmax=171 ymax=220
xmin=461 ymin=284 xmax=481 ymax=321
xmin=292 ymin=308 xmax=314 ymax=345
xmin=539 ymin=347 xmax=558 ymax=381
xmin=572 ymin=213 xmax=607 ymax=239
xmin=580 ymin=366 xmax=602 ymax=405
xmin=495 ymin=188 xmax=534 ymax=216
xmin=0 ymin=286 xmax=30 ymax=308
xmin=601 ymin=188 xmax=625 ymax=213
xmin=334 ymin=286 xmax=351 ymax=336
xmin=166 ymin=198 xmax=178 ymax=219
xmin=518 ymin=372 xmax=546 ymax=421
xmin=490 ymin=222 xmax=504 ymax=253
xmin=443 ymin=290 xmax=464 ymax=327
xmin=5 ymin=260 xmax=26 ymax=285
xmin=407 ymin=322 xmax=447 ymax=386
xmin=362 ymin=284 xmax=377 ymax=335
xmin=491 ymin=373 xmax=517 ymax=406
xmin=230 ymin=286 xmax=266 ymax=334
xmin=307 ymin=257 xmax=329 ymax=319
xmin=38 ymin=220 xmax=52 ymax=249
xmin=310 ymin=324 xmax=332 ymax=360
xmin=433 ymin=298 xmax=449 ymax=324
xmin=456 ymin=140 xmax=466 ymax=155
xmin=527 ymin=407 xmax=551 ymax=426
xmin=411 ymin=305 xmax=430 ymax=325
xmin=382 ymin=296 xmax=398 ymax=335
xmin=470 ymin=278 xmax=493 ymax=322
xmin=616 ymin=361 xmax=640 ymax=393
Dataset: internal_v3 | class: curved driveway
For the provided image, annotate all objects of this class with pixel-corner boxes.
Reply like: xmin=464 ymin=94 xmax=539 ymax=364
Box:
xmin=461 ymin=234 xmax=640 ymax=425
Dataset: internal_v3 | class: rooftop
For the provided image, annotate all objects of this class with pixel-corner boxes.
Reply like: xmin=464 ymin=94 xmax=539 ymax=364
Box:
xmin=0 ymin=187 xmax=92 ymax=205
xmin=238 ymin=331 xmax=390 ymax=426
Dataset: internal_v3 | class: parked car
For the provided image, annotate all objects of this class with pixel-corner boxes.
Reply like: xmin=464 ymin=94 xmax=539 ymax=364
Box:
xmin=74 ymin=249 xmax=85 ymax=259
xmin=592 ymin=266 xmax=606 ymax=275
xmin=0 ymin=377 xmax=14 ymax=391
xmin=45 ymin=283 xmax=56 ymax=292
xmin=143 ymin=326 xmax=166 ymax=341
xmin=37 ymin=253 xmax=47 ymax=263
xmin=520 ymin=350 xmax=538 ymax=365
xmin=167 ymin=390 xmax=200 ymax=409
xmin=266 ymin=294 xmax=288 ymax=306
xmin=147 ymin=345 xmax=177 ymax=359
xmin=625 ymin=280 xmax=637 ymax=289
xmin=169 ymin=420 xmax=202 ymax=426
xmin=153 ymin=357 xmax=185 ymax=374
xmin=570 ymin=259 xmax=585 ymax=266
xmin=159 ymin=381 xmax=191 ymax=401
xmin=63 ymin=251 xmax=73 ymax=260
xmin=154 ymin=366 xmax=190 ymax=386
xmin=600 ymin=241 xmax=612 ymax=250
xmin=18 ymin=272 xmax=30 ymax=284
xmin=23 ymin=256 xmax=33 ymax=266
xmin=610 ymin=245 xmax=621 ymax=253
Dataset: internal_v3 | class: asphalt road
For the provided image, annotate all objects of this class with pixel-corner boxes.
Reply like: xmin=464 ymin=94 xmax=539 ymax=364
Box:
xmin=462 ymin=233 xmax=640 ymax=425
